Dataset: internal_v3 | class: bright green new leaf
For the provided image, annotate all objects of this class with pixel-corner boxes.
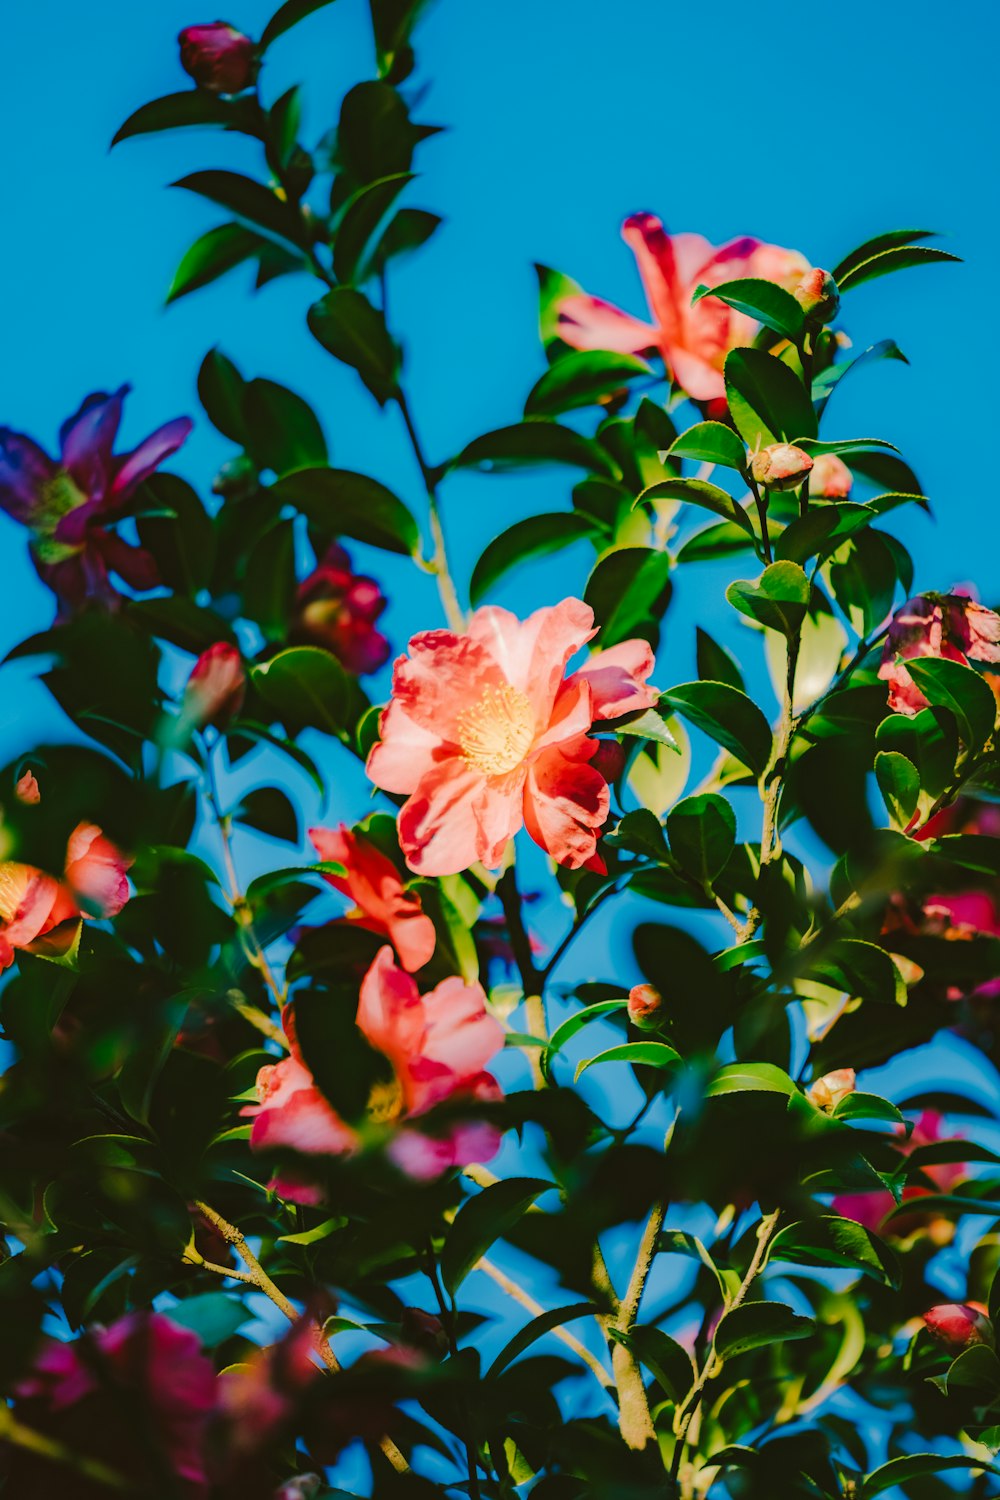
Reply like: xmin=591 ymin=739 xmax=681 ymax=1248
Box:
xmin=726 ymin=560 xmax=811 ymax=637
xmin=693 ymin=277 xmax=805 ymax=339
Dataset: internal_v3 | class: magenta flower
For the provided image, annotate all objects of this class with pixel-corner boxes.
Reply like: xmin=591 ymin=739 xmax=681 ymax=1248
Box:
xmin=178 ymin=22 xmax=257 ymax=94
xmin=293 ymin=543 xmax=391 ymax=675
xmin=0 ymin=387 xmax=192 ymax=614
xmin=878 ymin=593 xmax=1000 ymax=716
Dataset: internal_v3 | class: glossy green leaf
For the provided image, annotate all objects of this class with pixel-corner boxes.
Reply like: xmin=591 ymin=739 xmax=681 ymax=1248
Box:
xmin=666 ymin=794 xmax=736 ymax=885
xmin=244 ymin=378 xmax=328 ymax=475
xmin=545 ymin=999 xmax=629 ymax=1065
xmin=113 ymin=92 xmax=260 ymax=146
xmin=833 ymin=1092 xmax=905 ymax=1126
xmin=861 ymin=1454 xmax=1000 ymax=1497
xmin=797 ymin=437 xmax=900 ymax=457
xmin=661 ymin=681 xmax=773 ymax=776
xmin=667 ymin=420 xmax=747 ymax=472
xmin=904 ymin=656 xmax=998 ymax=751
xmin=271 ymin=466 xmax=419 ymax=554
xmin=768 ymin=1216 xmax=900 ymax=1286
xmin=775 ymin=503 xmax=879 ymax=565
xmin=724 ymin=347 xmax=817 ymax=448
xmin=833 ymin=228 xmax=937 ymax=283
xmin=637 ymin=478 xmax=756 ymax=538
xmin=198 ymin=348 xmax=247 ymax=444
xmin=575 ymin=1041 xmax=681 ymax=1081
xmin=167 ymin=223 xmax=267 ymax=304
xmin=806 ymin=939 xmax=907 ymax=1006
xmin=173 ymin=170 xmax=305 ymax=251
xmin=613 ymin=1325 xmax=695 ymax=1401
xmin=584 ymin=547 xmax=671 ymax=648
xmin=361 ymin=207 xmax=441 ymax=279
xmin=168 ymin=1292 xmax=249 ymax=1347
xmin=307 ymin=288 xmax=400 ymax=404
xmin=237 ymin=786 xmax=300 ymax=843
xmin=488 ymin=1303 xmax=599 ymax=1378
xmin=442 ymin=1178 xmax=555 ymax=1294
xmin=525 ymin=350 xmax=652 ymax=417
xmin=875 ymin=751 xmax=920 ymax=830
xmin=838 ymin=244 xmax=961 ymax=292
xmin=614 ymin=706 xmax=680 ymax=750
xmin=261 ymin=0 xmax=339 ymax=49
xmin=696 ymin=629 xmax=744 ymax=692
xmin=470 ymin=513 xmax=598 ymax=605
xmin=812 ymin=340 xmax=909 ymax=405
xmin=705 ymin=1062 xmax=797 ymax=1097
xmin=677 ymin=521 xmax=757 ymax=563
xmin=727 ymin=560 xmax=811 ymax=637
xmin=251 ymin=647 xmax=351 ymax=737
xmin=927 ymin=833 xmax=1000 ymax=877
xmin=693 ymin=277 xmax=805 ymax=339
xmin=333 ymin=172 xmax=414 ymax=284
xmin=455 ymin=421 xmax=618 ymax=477
xmin=714 ymin=1301 xmax=815 ymax=1360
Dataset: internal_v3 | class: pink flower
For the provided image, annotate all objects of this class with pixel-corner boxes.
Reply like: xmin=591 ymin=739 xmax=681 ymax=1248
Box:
xmin=179 ymin=22 xmax=257 ymax=93
xmin=247 ymin=948 xmax=505 ymax=1184
xmin=556 ymin=213 xmax=809 ymax=402
xmin=806 ymin=1067 xmax=856 ymax=1112
xmin=809 ymin=453 xmax=853 ymax=499
xmin=923 ymin=1302 xmax=994 ymax=1351
xmin=218 ymin=1315 xmax=319 ymax=1458
xmin=309 ymin=824 xmax=436 ymax=972
xmin=628 ymin=983 xmax=665 ymax=1030
xmin=184 ymin=641 xmax=246 ymax=729
xmin=15 ymin=768 xmax=40 ymax=804
xmin=13 ymin=1312 xmax=215 ymax=1496
xmin=0 ymin=822 xmax=131 ymax=968
xmin=833 ymin=1111 xmax=965 ymax=1237
xmin=293 ymin=543 xmax=390 ymax=675
xmin=64 ymin=823 xmax=132 ymax=918
xmin=879 ymin=594 xmax=1000 ymax=716
xmin=366 ymin=598 xmax=657 ymax=877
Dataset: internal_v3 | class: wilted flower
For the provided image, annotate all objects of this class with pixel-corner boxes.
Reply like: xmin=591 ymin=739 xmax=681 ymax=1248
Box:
xmin=794 ymin=268 xmax=840 ymax=322
xmin=293 ymin=543 xmax=391 ymax=675
xmin=15 ymin=769 xmax=40 ymax=804
xmin=0 ymin=387 xmax=191 ymax=614
xmin=0 ymin=821 xmax=131 ymax=969
xmin=367 ymin=598 xmax=657 ymax=876
xmin=750 ymin=442 xmax=814 ymax=492
xmin=309 ymin=824 xmax=436 ymax=972
xmin=556 ymin=214 xmax=809 ymax=402
xmin=809 ymin=452 xmax=853 ymax=498
xmin=179 ymin=22 xmax=257 ymax=93
xmin=879 ymin=593 xmax=1000 ymax=716
xmin=806 ymin=1067 xmax=856 ymax=1112
xmin=184 ymin=641 xmax=246 ymax=729
xmin=923 ymin=1302 xmax=994 ymax=1351
xmin=628 ymin=983 xmax=665 ymax=1029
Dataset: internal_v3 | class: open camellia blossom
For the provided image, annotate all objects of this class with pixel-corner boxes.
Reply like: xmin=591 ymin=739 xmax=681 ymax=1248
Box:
xmin=309 ymin=825 xmax=436 ymax=972
xmin=879 ymin=592 xmax=1000 ymax=716
xmin=0 ymin=386 xmax=192 ymax=614
xmin=248 ymin=947 xmax=504 ymax=1186
xmin=556 ymin=213 xmax=809 ymax=403
xmin=0 ymin=822 xmax=132 ymax=968
xmin=366 ymin=597 xmax=657 ymax=877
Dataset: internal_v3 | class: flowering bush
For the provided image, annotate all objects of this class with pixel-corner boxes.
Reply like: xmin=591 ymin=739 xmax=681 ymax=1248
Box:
xmin=2 ymin=5 xmax=1000 ymax=1499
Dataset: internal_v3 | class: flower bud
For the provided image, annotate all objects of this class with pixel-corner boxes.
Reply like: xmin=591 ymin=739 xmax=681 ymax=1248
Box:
xmin=794 ymin=268 xmax=840 ymax=324
xmin=274 ymin=1478 xmax=322 ymax=1500
xmin=749 ymin=442 xmax=814 ymax=492
xmin=808 ymin=452 xmax=853 ymax=499
xmin=806 ymin=1067 xmax=856 ymax=1112
xmin=15 ymin=769 xmax=40 ymax=805
xmin=923 ymin=1302 xmax=994 ymax=1351
xmin=591 ymin=738 xmax=628 ymax=786
xmin=184 ymin=642 xmax=246 ymax=729
xmin=179 ymin=22 xmax=257 ymax=94
xmin=400 ymin=1307 xmax=450 ymax=1357
xmin=628 ymin=983 xmax=665 ymax=1030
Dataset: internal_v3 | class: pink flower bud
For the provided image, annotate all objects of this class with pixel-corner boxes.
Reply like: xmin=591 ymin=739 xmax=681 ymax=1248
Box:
xmin=184 ymin=642 xmax=246 ymax=729
xmin=923 ymin=1302 xmax=994 ymax=1351
xmin=808 ymin=452 xmax=853 ymax=499
xmin=15 ymin=770 xmax=40 ymax=805
xmin=591 ymin=739 xmax=628 ymax=786
xmin=794 ymin=268 xmax=840 ymax=323
xmin=628 ymin=983 xmax=664 ymax=1030
xmin=400 ymin=1307 xmax=450 ymax=1357
xmin=749 ymin=442 xmax=814 ymax=492
xmin=178 ymin=22 xmax=257 ymax=94
xmin=806 ymin=1067 xmax=856 ymax=1112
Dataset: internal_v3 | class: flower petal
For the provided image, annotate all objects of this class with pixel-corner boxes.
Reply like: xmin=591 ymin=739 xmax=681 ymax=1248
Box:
xmin=523 ymin=745 xmax=609 ymax=869
xmin=468 ymin=597 xmax=595 ymax=722
xmin=0 ymin=429 xmax=55 ymax=525
xmin=397 ymin=760 xmax=492 ymax=876
xmin=64 ymin=823 xmax=132 ymax=917
xmin=566 ymin=638 xmax=657 ymax=721
xmin=366 ymin=700 xmax=443 ymax=795
xmin=110 ymin=416 xmax=194 ymax=504
xmin=555 ymin=294 xmax=656 ymax=355
xmin=59 ymin=388 xmax=127 ymax=502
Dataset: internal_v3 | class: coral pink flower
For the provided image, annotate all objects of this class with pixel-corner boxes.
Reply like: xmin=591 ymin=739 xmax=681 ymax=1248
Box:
xmin=0 ymin=822 xmax=131 ymax=968
xmin=366 ymin=598 xmax=657 ymax=877
xmin=248 ymin=949 xmax=504 ymax=1185
xmin=293 ymin=543 xmax=390 ymax=675
xmin=879 ymin=593 xmax=1000 ymax=716
xmin=309 ymin=824 xmax=436 ymax=972
xmin=833 ymin=1110 xmax=965 ymax=1236
xmin=64 ymin=823 xmax=132 ymax=917
xmin=556 ymin=213 xmax=809 ymax=402
xmin=184 ymin=641 xmax=246 ymax=729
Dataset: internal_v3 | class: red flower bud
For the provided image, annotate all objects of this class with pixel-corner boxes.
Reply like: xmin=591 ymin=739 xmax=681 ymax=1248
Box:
xmin=184 ymin=642 xmax=246 ymax=729
xmin=794 ymin=268 xmax=840 ymax=323
xmin=15 ymin=769 xmax=40 ymax=805
xmin=628 ymin=983 xmax=664 ymax=1030
xmin=179 ymin=22 xmax=257 ymax=94
xmin=808 ymin=452 xmax=853 ymax=499
xmin=749 ymin=442 xmax=814 ymax=492
xmin=923 ymin=1302 xmax=994 ymax=1351
xmin=806 ymin=1067 xmax=856 ymax=1112
xmin=591 ymin=738 xmax=628 ymax=786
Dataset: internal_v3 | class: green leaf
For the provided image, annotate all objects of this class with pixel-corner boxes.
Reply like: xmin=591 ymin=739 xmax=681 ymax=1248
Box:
xmin=660 ymin=681 xmax=773 ymax=776
xmin=614 ymin=706 xmax=680 ymax=750
xmin=833 ymin=1092 xmax=904 ymax=1126
xmin=714 ymin=1301 xmax=815 ymax=1360
xmin=173 ymin=170 xmax=305 ymax=251
xmin=277 ymin=1216 xmax=348 ymax=1245
xmin=244 ymin=379 xmax=328 ymax=475
xmin=261 ymin=0 xmax=339 ymax=50
xmin=726 ymin=560 xmax=811 ymax=637
xmin=875 ymin=751 xmax=920 ymax=830
xmin=238 ymin=786 xmax=300 ymax=843
xmin=487 ymin=1303 xmax=599 ymax=1378
xmin=861 ymin=1454 xmax=1000 ymax=1498
xmin=613 ymin=1325 xmax=695 ymax=1401
xmin=904 ymin=656 xmax=998 ymax=751
xmin=807 ymin=939 xmax=906 ymax=1007
xmin=470 ymin=513 xmax=599 ymax=605
xmin=575 ymin=1041 xmax=681 ymax=1081
xmin=271 ymin=467 xmax=420 ymax=554
xmin=442 ymin=1178 xmax=555 ymax=1294
xmin=833 ymin=228 xmax=937 ymax=283
xmin=775 ymin=503 xmax=879 ymax=566
xmin=768 ymin=1216 xmax=900 ymax=1286
xmin=198 ymin=348 xmax=247 ymax=444
xmin=333 ymin=172 xmax=414 ymax=284
xmin=693 ymin=277 xmax=805 ymax=339
xmin=705 ymin=1062 xmax=797 ymax=1097
xmin=361 ymin=207 xmax=441 ymax=280
xmin=696 ymin=629 xmax=744 ymax=692
xmin=584 ymin=547 xmax=671 ymax=648
xmin=167 ymin=223 xmax=267 ymax=304
xmin=455 ymin=421 xmax=618 ymax=477
xmin=838 ymin=244 xmax=961 ymax=292
xmin=812 ymin=340 xmax=909 ymax=405
xmin=545 ymin=999 xmax=629 ymax=1066
xmin=666 ymin=794 xmax=736 ymax=885
xmin=113 ymin=92 xmax=260 ymax=146
xmin=927 ymin=833 xmax=1000 ymax=877
xmin=796 ymin=437 xmax=900 ymax=458
xmin=637 ymin=478 xmax=756 ymax=539
xmin=167 ymin=1292 xmax=249 ymax=1347
xmin=251 ymin=647 xmax=351 ymax=737
xmin=667 ymin=420 xmax=747 ymax=472
xmin=724 ymin=347 xmax=817 ymax=448
xmin=525 ymin=350 xmax=652 ymax=417
xmin=307 ymin=288 xmax=400 ymax=405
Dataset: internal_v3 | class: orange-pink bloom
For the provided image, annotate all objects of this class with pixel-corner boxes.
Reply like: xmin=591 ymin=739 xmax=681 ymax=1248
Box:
xmin=556 ymin=213 xmax=809 ymax=403
xmin=248 ymin=947 xmax=504 ymax=1185
xmin=184 ymin=641 xmax=246 ymax=729
xmin=0 ymin=822 xmax=131 ymax=968
xmin=309 ymin=824 xmax=436 ymax=972
xmin=366 ymin=598 xmax=657 ymax=877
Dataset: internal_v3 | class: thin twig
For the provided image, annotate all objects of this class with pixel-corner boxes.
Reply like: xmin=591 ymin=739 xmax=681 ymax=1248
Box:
xmin=497 ymin=862 xmax=547 ymax=1086
xmin=477 ymin=1256 xmax=614 ymax=1391
xmin=396 ymin=389 xmax=465 ymax=634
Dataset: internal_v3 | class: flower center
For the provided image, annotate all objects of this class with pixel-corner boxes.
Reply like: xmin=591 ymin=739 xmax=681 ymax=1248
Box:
xmin=367 ymin=1075 xmax=405 ymax=1124
xmin=457 ymin=683 xmax=535 ymax=777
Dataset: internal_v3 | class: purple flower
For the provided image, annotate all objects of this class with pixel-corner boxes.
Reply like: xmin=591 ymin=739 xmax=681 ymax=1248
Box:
xmin=0 ymin=387 xmax=192 ymax=614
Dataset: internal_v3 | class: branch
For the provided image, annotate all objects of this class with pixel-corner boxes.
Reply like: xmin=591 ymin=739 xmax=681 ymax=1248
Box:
xmin=477 ymin=1256 xmax=614 ymax=1392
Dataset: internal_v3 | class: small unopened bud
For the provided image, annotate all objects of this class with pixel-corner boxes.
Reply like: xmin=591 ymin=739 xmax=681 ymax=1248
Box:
xmin=806 ymin=1067 xmax=856 ymax=1112
xmin=750 ymin=442 xmax=814 ymax=492
xmin=794 ymin=268 xmax=840 ymax=324
xmin=400 ymin=1307 xmax=450 ymax=1357
xmin=179 ymin=22 xmax=257 ymax=94
xmin=15 ymin=770 xmax=40 ymax=805
xmin=628 ymin=983 xmax=665 ymax=1030
xmin=274 ymin=1479 xmax=322 ymax=1500
xmin=923 ymin=1302 xmax=994 ymax=1351
xmin=591 ymin=739 xmax=628 ymax=786
xmin=184 ymin=642 xmax=246 ymax=729
xmin=808 ymin=452 xmax=853 ymax=499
